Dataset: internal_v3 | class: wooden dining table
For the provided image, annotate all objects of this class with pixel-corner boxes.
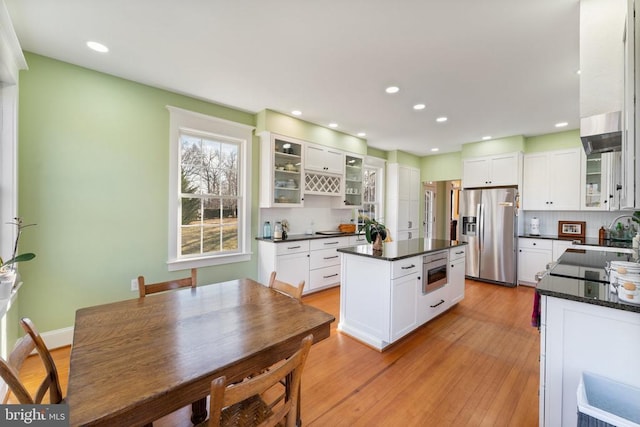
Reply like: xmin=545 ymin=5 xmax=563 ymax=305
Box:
xmin=66 ymin=278 xmax=335 ymax=426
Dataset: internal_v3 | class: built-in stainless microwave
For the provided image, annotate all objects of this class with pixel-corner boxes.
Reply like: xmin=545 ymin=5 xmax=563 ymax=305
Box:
xmin=422 ymin=251 xmax=448 ymax=294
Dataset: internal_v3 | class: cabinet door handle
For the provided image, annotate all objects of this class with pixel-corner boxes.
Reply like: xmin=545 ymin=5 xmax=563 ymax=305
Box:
xmin=287 ymin=245 xmax=302 ymax=249
xmin=430 ymin=299 xmax=445 ymax=308
xmin=455 ymin=251 xmax=464 ymax=255
xmin=324 ymin=241 xmax=339 ymax=245
xmin=323 ymin=255 xmax=339 ymax=260
xmin=323 ymin=273 xmax=339 ymax=279
xmin=401 ymin=264 xmax=416 ymax=270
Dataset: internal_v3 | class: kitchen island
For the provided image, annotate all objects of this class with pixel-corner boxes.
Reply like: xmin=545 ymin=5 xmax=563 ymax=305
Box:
xmin=337 ymin=238 xmax=467 ymax=351
xmin=536 ymin=249 xmax=640 ymax=427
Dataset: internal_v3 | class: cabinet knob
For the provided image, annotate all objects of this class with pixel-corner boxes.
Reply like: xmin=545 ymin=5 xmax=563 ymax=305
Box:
xmin=533 ymin=243 xmax=536 ymax=246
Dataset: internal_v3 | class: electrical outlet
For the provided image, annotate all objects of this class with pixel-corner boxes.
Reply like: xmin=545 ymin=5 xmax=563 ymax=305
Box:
xmin=131 ymin=279 xmax=138 ymax=292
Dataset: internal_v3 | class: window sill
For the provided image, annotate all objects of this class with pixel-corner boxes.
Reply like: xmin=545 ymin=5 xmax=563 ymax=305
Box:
xmin=167 ymin=252 xmax=253 ymax=272
xmin=0 ymin=280 xmax=23 ymax=319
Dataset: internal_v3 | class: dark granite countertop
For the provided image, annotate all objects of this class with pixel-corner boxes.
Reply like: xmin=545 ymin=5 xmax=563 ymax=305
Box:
xmin=256 ymin=232 xmax=358 ymax=243
xmin=537 ymin=249 xmax=640 ymax=313
xmin=337 ymin=238 xmax=467 ymax=261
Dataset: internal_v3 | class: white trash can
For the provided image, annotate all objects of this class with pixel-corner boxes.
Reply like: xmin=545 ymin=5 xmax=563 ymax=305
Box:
xmin=577 ymin=372 xmax=640 ymax=427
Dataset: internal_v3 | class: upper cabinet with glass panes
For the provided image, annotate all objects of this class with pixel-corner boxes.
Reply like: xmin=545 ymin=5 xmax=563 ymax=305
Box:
xmin=333 ymin=153 xmax=363 ymax=208
xmin=259 ymin=132 xmax=304 ymax=208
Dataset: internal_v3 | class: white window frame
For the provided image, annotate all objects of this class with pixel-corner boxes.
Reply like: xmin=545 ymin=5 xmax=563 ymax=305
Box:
xmin=167 ymin=106 xmax=254 ymax=271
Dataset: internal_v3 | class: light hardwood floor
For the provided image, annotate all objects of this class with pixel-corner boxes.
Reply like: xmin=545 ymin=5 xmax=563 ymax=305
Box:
xmin=17 ymin=279 xmax=540 ymax=426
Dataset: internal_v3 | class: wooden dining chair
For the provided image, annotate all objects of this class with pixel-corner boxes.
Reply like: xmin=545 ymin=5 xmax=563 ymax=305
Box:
xmin=206 ymin=334 xmax=313 ymax=427
xmin=138 ymin=268 xmax=197 ymax=298
xmin=0 ymin=317 xmax=64 ymax=404
xmin=268 ymin=271 xmax=305 ymax=301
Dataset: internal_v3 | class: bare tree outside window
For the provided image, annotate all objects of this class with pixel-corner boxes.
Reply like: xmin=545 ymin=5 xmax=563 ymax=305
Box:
xmin=180 ymin=134 xmax=240 ymax=257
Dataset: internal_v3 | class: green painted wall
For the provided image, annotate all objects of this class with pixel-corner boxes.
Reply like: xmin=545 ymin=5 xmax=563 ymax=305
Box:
xmin=386 ymin=150 xmax=421 ymax=168
xmin=366 ymin=146 xmax=387 ymax=160
xmin=256 ymin=109 xmax=367 ymax=155
xmin=461 ymin=135 xmax=525 ymax=158
xmin=16 ymin=53 xmax=258 ymax=334
xmin=524 ymin=129 xmax=581 ymax=152
xmin=421 ymin=151 xmax=462 ymax=181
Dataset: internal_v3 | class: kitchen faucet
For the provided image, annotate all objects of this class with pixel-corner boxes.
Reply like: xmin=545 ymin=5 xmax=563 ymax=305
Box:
xmin=608 ymin=214 xmax=633 ymax=231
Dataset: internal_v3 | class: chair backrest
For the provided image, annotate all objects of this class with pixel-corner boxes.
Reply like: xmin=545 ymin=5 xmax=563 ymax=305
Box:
xmin=268 ymin=271 xmax=305 ymax=301
xmin=138 ymin=268 xmax=197 ymax=298
xmin=208 ymin=334 xmax=313 ymax=427
xmin=0 ymin=317 xmax=63 ymax=404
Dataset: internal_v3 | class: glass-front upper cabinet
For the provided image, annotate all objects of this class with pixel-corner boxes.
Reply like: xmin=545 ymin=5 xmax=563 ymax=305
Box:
xmin=580 ymin=151 xmax=621 ymax=210
xmin=338 ymin=154 xmax=363 ymax=208
xmin=259 ymin=132 xmax=304 ymax=208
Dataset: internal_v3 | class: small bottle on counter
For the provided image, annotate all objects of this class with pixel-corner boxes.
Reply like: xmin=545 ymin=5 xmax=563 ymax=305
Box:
xmin=263 ymin=221 xmax=272 ymax=239
xmin=598 ymin=226 xmax=607 ymax=245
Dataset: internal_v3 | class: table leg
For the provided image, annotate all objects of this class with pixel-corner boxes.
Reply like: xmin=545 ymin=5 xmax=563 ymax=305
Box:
xmin=191 ymin=398 xmax=208 ymax=424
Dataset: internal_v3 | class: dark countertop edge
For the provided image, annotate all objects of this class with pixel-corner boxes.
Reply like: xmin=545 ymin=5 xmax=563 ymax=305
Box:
xmin=256 ymin=232 xmax=358 ymax=243
xmin=536 ymin=287 xmax=640 ymax=314
xmin=337 ymin=241 xmax=468 ymax=262
xmin=519 ymin=234 xmax=565 ymax=240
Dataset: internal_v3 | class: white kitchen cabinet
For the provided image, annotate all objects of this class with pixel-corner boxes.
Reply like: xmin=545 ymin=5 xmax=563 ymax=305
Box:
xmin=517 ymin=238 xmax=552 ymax=286
xmin=257 ymin=240 xmax=310 ymax=290
xmin=580 ymin=151 xmax=622 ymax=210
xmin=349 ymin=234 xmax=368 ymax=245
xmin=259 ymin=132 xmax=305 ymax=208
xmin=308 ymin=236 xmax=349 ymax=293
xmin=305 ymin=143 xmax=344 ymax=175
xmin=334 ymin=153 xmax=364 ymax=208
xmin=448 ymin=246 xmax=466 ymax=304
xmin=540 ymin=295 xmax=640 ymax=427
xmin=390 ymin=271 xmax=419 ymax=341
xmin=387 ymin=164 xmax=420 ymax=241
xmin=522 ymin=149 xmax=581 ymax=211
xmin=462 ymin=152 xmax=522 ymax=188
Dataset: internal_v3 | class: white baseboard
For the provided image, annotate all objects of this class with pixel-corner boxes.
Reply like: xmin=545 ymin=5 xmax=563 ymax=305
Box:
xmin=41 ymin=326 xmax=74 ymax=349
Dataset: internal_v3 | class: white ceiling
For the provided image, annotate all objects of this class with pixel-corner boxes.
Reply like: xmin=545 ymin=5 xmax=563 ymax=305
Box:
xmin=5 ymin=0 xmax=580 ymax=156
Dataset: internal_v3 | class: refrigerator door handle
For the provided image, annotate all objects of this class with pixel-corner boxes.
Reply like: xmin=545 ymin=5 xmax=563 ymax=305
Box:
xmin=477 ymin=203 xmax=484 ymax=250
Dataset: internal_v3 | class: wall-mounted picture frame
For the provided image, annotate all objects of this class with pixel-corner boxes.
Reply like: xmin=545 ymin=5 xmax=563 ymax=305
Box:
xmin=558 ymin=220 xmax=586 ymax=239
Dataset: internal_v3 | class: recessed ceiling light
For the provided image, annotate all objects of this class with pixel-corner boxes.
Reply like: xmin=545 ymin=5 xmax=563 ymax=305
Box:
xmin=576 ymin=70 xmax=581 ymax=75
xmin=291 ymin=110 xmax=302 ymax=116
xmin=431 ymin=148 xmax=439 ymax=152
xmin=86 ymin=41 xmax=109 ymax=53
xmin=436 ymin=116 xmax=448 ymax=123
xmin=329 ymin=123 xmax=338 ymax=128
xmin=413 ymin=104 xmax=426 ymax=110
xmin=482 ymin=136 xmax=492 ymax=140
xmin=385 ymin=86 xmax=399 ymax=94
xmin=357 ymin=132 xmax=366 ymax=137
xmin=555 ymin=122 xmax=568 ymax=128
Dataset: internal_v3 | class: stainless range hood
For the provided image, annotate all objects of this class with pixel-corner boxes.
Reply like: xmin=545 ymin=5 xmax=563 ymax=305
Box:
xmin=580 ymin=111 xmax=622 ymax=155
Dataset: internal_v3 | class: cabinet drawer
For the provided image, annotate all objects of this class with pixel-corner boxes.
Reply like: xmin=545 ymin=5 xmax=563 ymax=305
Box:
xmin=275 ymin=240 xmax=310 ymax=255
xmin=309 ymin=265 xmax=341 ymax=290
xmin=391 ymin=256 xmax=421 ymax=279
xmin=310 ymin=247 xmax=341 ymax=269
xmin=422 ymin=285 xmax=450 ymax=321
xmin=310 ymin=237 xmax=349 ymax=251
xmin=518 ymin=238 xmax=552 ymax=251
xmin=450 ymin=246 xmax=466 ymax=261
xmin=349 ymin=234 xmax=368 ymax=245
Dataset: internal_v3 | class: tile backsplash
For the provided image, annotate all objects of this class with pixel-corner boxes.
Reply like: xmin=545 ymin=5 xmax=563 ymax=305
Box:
xmin=521 ymin=210 xmax=637 ymax=238
xmin=259 ymin=195 xmax=356 ymax=237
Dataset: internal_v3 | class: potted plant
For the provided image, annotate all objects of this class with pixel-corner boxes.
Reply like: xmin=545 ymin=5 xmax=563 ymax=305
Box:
xmin=0 ymin=218 xmax=36 ymax=298
xmin=358 ymin=217 xmax=387 ymax=251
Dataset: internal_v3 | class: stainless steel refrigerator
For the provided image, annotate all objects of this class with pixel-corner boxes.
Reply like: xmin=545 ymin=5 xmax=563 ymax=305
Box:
xmin=457 ymin=187 xmax=517 ymax=287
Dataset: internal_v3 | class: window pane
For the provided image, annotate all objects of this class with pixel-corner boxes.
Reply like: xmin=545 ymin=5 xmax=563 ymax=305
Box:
xmin=222 ymin=199 xmax=239 ymax=250
xmin=364 ymin=168 xmax=377 ymax=203
xmin=181 ymin=197 xmax=201 ymax=226
xmin=203 ymin=226 xmax=221 ymax=253
xmin=201 ymin=138 xmax=221 ymax=195
xmin=181 ymin=225 xmax=201 ymax=256
xmin=181 ymin=136 xmax=203 ymax=194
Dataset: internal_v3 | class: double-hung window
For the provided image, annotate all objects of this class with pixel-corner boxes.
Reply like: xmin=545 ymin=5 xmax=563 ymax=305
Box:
xmin=167 ymin=106 xmax=253 ymax=270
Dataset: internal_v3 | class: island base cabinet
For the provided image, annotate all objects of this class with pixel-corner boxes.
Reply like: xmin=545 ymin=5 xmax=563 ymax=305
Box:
xmin=339 ymin=248 xmax=466 ymax=351
xmin=391 ymin=273 xmax=420 ymax=341
xmin=340 ymin=255 xmax=392 ymax=349
xmin=540 ymin=296 xmax=640 ymax=427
